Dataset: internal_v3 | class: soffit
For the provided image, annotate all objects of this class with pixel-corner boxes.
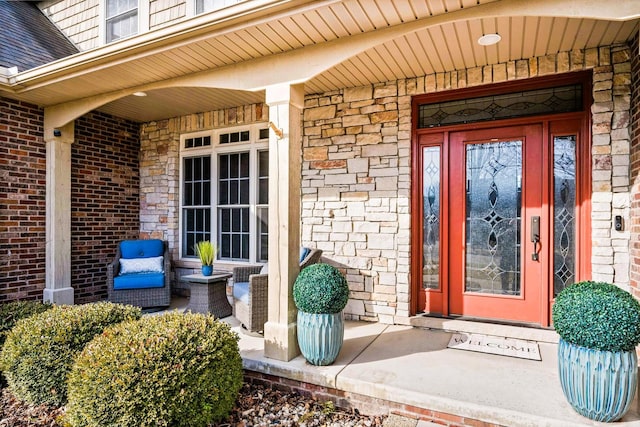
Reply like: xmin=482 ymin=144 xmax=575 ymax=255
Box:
xmin=3 ymin=0 xmax=639 ymax=123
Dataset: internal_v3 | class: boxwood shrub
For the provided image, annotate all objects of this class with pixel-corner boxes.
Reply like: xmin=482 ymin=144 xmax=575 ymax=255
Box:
xmin=0 ymin=300 xmax=52 ymax=348
xmin=65 ymin=311 xmax=243 ymax=427
xmin=0 ymin=302 xmax=141 ymax=406
xmin=293 ymin=263 xmax=349 ymax=314
xmin=552 ymin=281 xmax=640 ymax=352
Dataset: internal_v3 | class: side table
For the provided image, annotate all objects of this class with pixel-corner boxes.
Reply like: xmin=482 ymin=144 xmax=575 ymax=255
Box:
xmin=182 ymin=272 xmax=233 ymax=318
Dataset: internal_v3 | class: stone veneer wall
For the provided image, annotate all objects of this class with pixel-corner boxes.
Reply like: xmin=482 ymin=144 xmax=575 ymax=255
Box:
xmin=302 ymin=44 xmax=632 ymax=323
xmin=139 ymin=104 xmax=268 ymax=294
xmin=138 ymin=45 xmax=632 ymax=322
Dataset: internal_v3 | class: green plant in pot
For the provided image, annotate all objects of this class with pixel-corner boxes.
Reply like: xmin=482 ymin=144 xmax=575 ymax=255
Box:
xmin=552 ymin=281 xmax=640 ymax=422
xmin=293 ymin=263 xmax=349 ymax=366
xmin=195 ymin=240 xmax=217 ymax=276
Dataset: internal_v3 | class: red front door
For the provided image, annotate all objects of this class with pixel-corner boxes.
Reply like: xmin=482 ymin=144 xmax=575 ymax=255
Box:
xmin=413 ymin=118 xmax=589 ymax=326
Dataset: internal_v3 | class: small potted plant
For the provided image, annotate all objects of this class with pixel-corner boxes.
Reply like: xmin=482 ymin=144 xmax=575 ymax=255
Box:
xmin=293 ymin=263 xmax=350 ymax=366
xmin=195 ymin=240 xmax=217 ymax=276
xmin=552 ymin=281 xmax=640 ymax=422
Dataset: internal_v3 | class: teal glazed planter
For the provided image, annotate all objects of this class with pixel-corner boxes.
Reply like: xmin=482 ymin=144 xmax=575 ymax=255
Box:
xmin=297 ymin=311 xmax=344 ymax=366
xmin=558 ymin=338 xmax=637 ymax=422
xmin=201 ymin=265 xmax=213 ymax=276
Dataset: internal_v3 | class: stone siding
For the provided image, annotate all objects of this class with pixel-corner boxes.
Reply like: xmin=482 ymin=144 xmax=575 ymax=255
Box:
xmin=139 ymin=104 xmax=267 ymax=294
xmin=302 ymin=45 xmax=632 ymax=322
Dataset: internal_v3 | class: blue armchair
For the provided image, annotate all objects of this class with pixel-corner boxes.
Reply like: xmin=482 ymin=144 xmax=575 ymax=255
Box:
xmin=107 ymin=239 xmax=171 ymax=308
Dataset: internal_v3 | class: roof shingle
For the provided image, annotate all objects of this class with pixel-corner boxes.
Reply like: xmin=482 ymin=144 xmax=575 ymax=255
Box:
xmin=0 ymin=1 xmax=79 ymax=72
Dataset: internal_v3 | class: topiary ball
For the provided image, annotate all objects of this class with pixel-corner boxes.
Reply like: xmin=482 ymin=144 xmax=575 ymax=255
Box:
xmin=552 ymin=281 xmax=640 ymax=352
xmin=65 ymin=312 xmax=243 ymax=427
xmin=0 ymin=300 xmax=52 ymax=348
xmin=0 ymin=302 xmax=141 ymax=406
xmin=293 ymin=263 xmax=349 ymax=314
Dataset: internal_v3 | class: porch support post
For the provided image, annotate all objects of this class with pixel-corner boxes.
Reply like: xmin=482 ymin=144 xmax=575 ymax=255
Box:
xmin=263 ymin=83 xmax=304 ymax=361
xmin=43 ymin=114 xmax=75 ymax=305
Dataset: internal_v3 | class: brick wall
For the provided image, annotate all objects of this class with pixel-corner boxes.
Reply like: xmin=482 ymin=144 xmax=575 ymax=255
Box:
xmin=0 ymin=97 xmax=47 ymax=301
xmin=629 ymin=32 xmax=640 ymax=299
xmin=72 ymin=112 xmax=140 ymax=303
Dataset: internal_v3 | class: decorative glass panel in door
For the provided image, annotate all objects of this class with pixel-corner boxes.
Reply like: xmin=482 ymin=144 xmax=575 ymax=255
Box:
xmin=449 ymin=125 xmax=543 ymax=324
xmin=553 ymin=136 xmax=576 ymax=296
xmin=423 ymin=146 xmax=441 ymax=290
xmin=465 ymin=141 xmax=522 ymax=296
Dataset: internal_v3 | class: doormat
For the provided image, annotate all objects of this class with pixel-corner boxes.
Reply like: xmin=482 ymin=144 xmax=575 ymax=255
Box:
xmin=447 ymin=332 xmax=541 ymax=361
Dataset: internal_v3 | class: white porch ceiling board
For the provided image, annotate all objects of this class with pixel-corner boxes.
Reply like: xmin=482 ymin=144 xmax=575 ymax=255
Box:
xmin=327 ymin=2 xmax=363 ymax=35
xmin=277 ymin=16 xmax=316 ymax=45
xmin=223 ymin=31 xmax=267 ymax=58
xmin=371 ymin=0 xmax=402 ymax=26
xmin=508 ymin=16 xmax=525 ymax=60
xmin=302 ymin=10 xmax=340 ymax=41
xmin=184 ymin=42 xmax=232 ymax=68
xmin=359 ymin=0 xmax=388 ymax=28
xmin=199 ymin=39 xmax=239 ymax=66
xmin=253 ymin=22 xmax=297 ymax=51
xmin=403 ymin=31 xmax=436 ymax=76
xmin=394 ymin=0 xmax=420 ymax=21
xmin=393 ymin=36 xmax=425 ymax=77
xmin=288 ymin=14 xmax=329 ymax=43
xmin=264 ymin=19 xmax=306 ymax=48
xmin=342 ymin=1 xmax=378 ymax=32
xmin=313 ymin=7 xmax=351 ymax=38
xmin=545 ymin=17 xmax=567 ymax=55
xmin=425 ymin=25 xmax=453 ymax=72
xmin=557 ymin=18 xmax=583 ymax=53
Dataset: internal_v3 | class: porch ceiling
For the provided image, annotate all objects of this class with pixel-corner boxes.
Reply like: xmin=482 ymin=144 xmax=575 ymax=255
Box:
xmin=2 ymin=0 xmax=639 ymax=123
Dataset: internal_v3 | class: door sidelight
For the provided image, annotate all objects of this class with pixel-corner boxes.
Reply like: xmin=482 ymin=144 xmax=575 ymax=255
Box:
xmin=530 ymin=216 xmax=540 ymax=261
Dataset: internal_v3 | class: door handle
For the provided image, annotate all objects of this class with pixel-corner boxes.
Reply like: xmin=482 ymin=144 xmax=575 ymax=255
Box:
xmin=530 ymin=216 xmax=540 ymax=261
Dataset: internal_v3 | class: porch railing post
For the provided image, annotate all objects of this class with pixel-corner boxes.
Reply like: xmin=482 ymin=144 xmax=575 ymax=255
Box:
xmin=263 ymin=83 xmax=304 ymax=361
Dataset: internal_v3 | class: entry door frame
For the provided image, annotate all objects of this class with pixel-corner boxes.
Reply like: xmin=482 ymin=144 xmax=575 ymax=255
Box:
xmin=410 ymin=72 xmax=593 ymax=327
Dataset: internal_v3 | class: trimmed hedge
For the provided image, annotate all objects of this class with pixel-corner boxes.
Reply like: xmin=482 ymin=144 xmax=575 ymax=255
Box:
xmin=0 ymin=300 xmax=52 ymax=348
xmin=552 ymin=281 xmax=640 ymax=352
xmin=293 ymin=263 xmax=349 ymax=314
xmin=0 ymin=302 xmax=141 ymax=406
xmin=65 ymin=311 xmax=243 ymax=427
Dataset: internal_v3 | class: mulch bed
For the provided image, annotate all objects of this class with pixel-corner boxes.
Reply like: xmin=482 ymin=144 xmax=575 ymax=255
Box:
xmin=1 ymin=384 xmax=386 ymax=426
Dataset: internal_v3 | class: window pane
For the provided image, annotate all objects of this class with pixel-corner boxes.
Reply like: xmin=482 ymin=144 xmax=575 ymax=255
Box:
xmin=422 ymin=146 xmax=440 ymax=290
xmin=553 ymin=136 xmax=577 ymax=296
xmin=465 ymin=141 xmax=522 ymax=296
xmin=240 ymin=152 xmax=250 ymax=177
xmin=257 ymin=207 xmax=268 ymax=262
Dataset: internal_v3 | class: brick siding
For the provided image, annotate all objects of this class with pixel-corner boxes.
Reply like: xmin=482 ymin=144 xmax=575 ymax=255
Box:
xmin=629 ymin=32 xmax=640 ymax=299
xmin=0 ymin=97 xmax=47 ymax=301
xmin=0 ymin=98 xmax=140 ymax=303
xmin=72 ymin=112 xmax=140 ymax=303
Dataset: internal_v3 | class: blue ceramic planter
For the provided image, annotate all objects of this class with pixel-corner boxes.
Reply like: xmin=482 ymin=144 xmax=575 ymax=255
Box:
xmin=297 ymin=311 xmax=344 ymax=366
xmin=558 ymin=338 xmax=637 ymax=422
xmin=201 ymin=265 xmax=213 ymax=276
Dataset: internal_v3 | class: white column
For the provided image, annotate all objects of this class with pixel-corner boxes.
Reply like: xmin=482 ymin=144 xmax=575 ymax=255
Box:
xmin=263 ymin=83 xmax=304 ymax=361
xmin=43 ymin=116 xmax=75 ymax=305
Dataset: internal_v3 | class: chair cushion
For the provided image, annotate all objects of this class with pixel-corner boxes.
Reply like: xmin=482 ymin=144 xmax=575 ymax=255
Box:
xmin=119 ymin=256 xmax=164 ymax=274
xmin=233 ymin=282 xmax=249 ymax=305
xmin=299 ymin=247 xmax=310 ymax=263
xmin=120 ymin=239 xmax=164 ymax=259
xmin=114 ymin=272 xmax=165 ymax=290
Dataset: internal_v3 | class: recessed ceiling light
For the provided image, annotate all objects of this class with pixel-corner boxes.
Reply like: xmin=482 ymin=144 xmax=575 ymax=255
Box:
xmin=132 ymin=91 xmax=147 ymax=97
xmin=478 ymin=33 xmax=501 ymax=46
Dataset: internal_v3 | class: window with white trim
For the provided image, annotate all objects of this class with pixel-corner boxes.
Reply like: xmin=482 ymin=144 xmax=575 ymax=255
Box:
xmin=181 ymin=125 xmax=269 ymax=263
xmin=106 ymin=0 xmax=138 ymax=43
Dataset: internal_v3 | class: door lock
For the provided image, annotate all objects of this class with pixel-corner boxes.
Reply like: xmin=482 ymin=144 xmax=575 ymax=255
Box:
xmin=530 ymin=216 xmax=540 ymax=261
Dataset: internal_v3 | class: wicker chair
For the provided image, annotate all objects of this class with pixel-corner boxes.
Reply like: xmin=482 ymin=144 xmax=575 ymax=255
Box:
xmin=107 ymin=239 xmax=171 ymax=309
xmin=232 ymin=247 xmax=322 ymax=334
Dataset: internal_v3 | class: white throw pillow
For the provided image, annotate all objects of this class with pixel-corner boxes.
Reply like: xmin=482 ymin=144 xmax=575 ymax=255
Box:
xmin=120 ymin=256 xmax=164 ymax=274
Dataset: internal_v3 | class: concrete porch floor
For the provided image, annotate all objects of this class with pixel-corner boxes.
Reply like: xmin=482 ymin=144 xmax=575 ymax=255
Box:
xmin=166 ymin=296 xmax=640 ymax=427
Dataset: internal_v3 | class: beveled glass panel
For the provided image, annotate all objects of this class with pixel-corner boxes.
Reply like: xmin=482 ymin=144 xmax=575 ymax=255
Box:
xmin=465 ymin=141 xmax=522 ymax=295
xmin=422 ymin=146 xmax=440 ymax=290
xmin=553 ymin=136 xmax=576 ymax=296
